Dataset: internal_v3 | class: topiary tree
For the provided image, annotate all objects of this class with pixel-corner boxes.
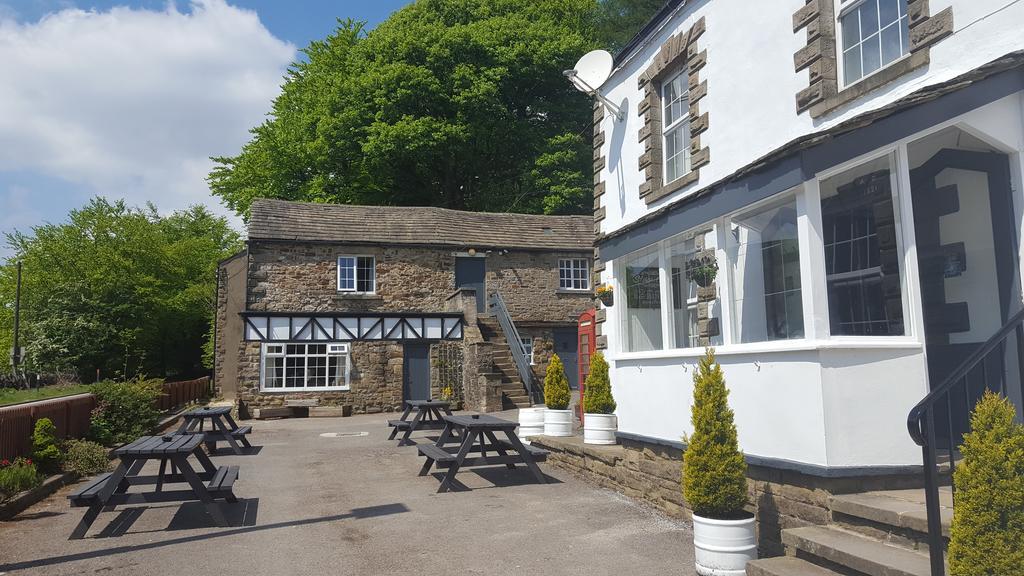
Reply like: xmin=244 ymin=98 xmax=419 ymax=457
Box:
xmin=682 ymin=348 xmax=748 ymax=519
xmin=583 ymin=352 xmax=616 ymax=414
xmin=31 ymin=418 xmax=63 ymax=474
xmin=544 ymin=353 xmax=571 ymax=410
xmin=948 ymin=391 xmax=1024 ymax=576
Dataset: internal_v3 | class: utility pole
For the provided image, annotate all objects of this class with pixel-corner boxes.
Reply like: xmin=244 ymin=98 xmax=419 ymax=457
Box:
xmin=12 ymin=260 xmax=23 ymax=386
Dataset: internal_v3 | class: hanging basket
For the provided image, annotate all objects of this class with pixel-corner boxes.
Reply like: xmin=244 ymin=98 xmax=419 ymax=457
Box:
xmin=596 ymin=285 xmax=614 ymax=307
xmin=686 ymin=254 xmax=719 ymax=288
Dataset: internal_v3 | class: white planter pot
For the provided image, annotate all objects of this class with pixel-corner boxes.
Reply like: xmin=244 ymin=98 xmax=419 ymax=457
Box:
xmin=583 ymin=413 xmax=617 ymax=445
xmin=691 ymin=513 xmax=757 ymax=576
xmin=543 ymin=408 xmax=573 ymax=437
xmin=518 ymin=407 xmax=546 ymax=444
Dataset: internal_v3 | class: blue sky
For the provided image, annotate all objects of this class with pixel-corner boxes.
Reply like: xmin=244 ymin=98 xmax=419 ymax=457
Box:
xmin=0 ymin=0 xmax=411 ymax=258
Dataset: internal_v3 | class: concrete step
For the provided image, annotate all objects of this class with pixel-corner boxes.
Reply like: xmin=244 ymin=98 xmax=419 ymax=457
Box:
xmin=746 ymin=556 xmax=842 ymax=576
xmin=829 ymin=489 xmax=951 ymax=540
xmin=783 ymin=526 xmax=936 ymax=576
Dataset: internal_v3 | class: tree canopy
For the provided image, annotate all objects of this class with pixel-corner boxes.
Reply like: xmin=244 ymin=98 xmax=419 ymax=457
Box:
xmin=210 ymin=0 xmax=665 ymax=218
xmin=0 ymin=198 xmax=241 ymax=382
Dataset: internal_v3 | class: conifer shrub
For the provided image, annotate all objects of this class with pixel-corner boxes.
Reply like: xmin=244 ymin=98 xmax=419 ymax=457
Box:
xmin=582 ymin=352 xmax=616 ymax=414
xmin=682 ymin=348 xmax=748 ymax=519
xmin=544 ymin=353 xmax=571 ymax=410
xmin=948 ymin=391 xmax=1024 ymax=576
xmin=31 ymin=418 xmax=63 ymax=474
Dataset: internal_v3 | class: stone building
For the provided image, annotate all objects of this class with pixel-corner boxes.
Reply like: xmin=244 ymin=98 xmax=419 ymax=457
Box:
xmin=215 ymin=199 xmax=595 ymax=416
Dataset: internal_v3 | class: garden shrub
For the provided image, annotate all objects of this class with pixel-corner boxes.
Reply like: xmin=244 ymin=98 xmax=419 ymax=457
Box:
xmin=0 ymin=458 xmax=41 ymax=501
xmin=88 ymin=378 xmax=163 ymax=446
xmin=31 ymin=418 xmax=63 ymax=474
xmin=682 ymin=348 xmax=748 ymax=519
xmin=582 ymin=352 xmax=616 ymax=414
xmin=948 ymin=391 xmax=1024 ymax=576
xmin=544 ymin=354 xmax=571 ymax=410
xmin=63 ymin=440 xmax=111 ymax=477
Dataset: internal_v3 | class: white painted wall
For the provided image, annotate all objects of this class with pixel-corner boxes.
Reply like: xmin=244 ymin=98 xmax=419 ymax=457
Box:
xmin=597 ymin=0 xmax=1024 ymax=236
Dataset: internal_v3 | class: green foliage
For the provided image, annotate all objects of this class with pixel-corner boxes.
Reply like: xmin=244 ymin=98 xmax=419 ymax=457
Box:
xmin=0 ymin=384 xmax=91 ymax=407
xmin=0 ymin=198 xmax=241 ymax=381
xmin=682 ymin=348 xmax=748 ymax=519
xmin=88 ymin=378 xmax=163 ymax=446
xmin=31 ymin=418 xmax=63 ymax=474
xmin=582 ymin=352 xmax=615 ymax=414
xmin=544 ymin=353 xmax=571 ymax=410
xmin=63 ymin=440 xmax=112 ymax=477
xmin=948 ymin=391 xmax=1024 ymax=576
xmin=593 ymin=0 xmax=668 ymax=52
xmin=0 ymin=458 xmax=41 ymax=501
xmin=209 ymin=1 xmax=600 ymax=218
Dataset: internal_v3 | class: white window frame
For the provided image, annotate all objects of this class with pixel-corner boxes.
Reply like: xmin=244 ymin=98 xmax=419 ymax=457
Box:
xmin=260 ymin=342 xmax=351 ymax=392
xmin=520 ymin=336 xmax=535 ymax=365
xmin=337 ymin=255 xmax=376 ymax=293
xmin=559 ymin=258 xmax=590 ymax=291
xmin=661 ymin=69 xmax=691 ymax=184
xmin=836 ymin=0 xmax=911 ymax=89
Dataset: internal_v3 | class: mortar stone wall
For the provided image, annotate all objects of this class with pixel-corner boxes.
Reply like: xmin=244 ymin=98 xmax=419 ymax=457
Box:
xmin=531 ymin=435 xmax=927 ymax=557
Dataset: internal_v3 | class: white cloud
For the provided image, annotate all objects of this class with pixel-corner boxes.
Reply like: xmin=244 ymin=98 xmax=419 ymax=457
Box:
xmin=0 ymin=0 xmax=295 ymax=229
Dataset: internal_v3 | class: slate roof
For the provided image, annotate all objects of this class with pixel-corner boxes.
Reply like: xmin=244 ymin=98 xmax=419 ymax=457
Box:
xmin=248 ymin=199 xmax=594 ymax=251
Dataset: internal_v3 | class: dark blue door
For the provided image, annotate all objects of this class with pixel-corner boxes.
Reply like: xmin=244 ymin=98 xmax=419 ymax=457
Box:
xmin=455 ymin=257 xmax=486 ymax=313
xmin=554 ymin=328 xmax=579 ymax=390
xmin=403 ymin=343 xmax=431 ymax=401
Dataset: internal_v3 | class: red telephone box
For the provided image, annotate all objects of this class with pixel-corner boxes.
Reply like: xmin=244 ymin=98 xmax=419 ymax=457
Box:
xmin=577 ymin=309 xmax=597 ymax=422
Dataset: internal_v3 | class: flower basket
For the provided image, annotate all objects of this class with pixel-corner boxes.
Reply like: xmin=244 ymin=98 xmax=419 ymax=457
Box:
xmin=686 ymin=254 xmax=719 ymax=288
xmin=596 ymin=284 xmax=614 ymax=307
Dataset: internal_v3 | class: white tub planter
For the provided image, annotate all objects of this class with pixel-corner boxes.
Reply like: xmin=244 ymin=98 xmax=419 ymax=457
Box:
xmin=691 ymin=513 xmax=757 ymax=576
xmin=583 ymin=413 xmax=617 ymax=445
xmin=543 ymin=408 xmax=573 ymax=437
xmin=518 ymin=407 xmax=546 ymax=444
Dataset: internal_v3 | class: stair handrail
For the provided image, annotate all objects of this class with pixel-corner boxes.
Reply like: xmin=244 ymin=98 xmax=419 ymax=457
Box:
xmin=906 ymin=306 xmax=1024 ymax=576
xmin=487 ymin=291 xmax=538 ymax=404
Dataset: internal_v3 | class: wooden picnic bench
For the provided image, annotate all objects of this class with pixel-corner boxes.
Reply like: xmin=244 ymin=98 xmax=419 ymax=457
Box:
xmin=176 ymin=406 xmax=253 ymax=455
xmin=68 ymin=434 xmax=240 ymax=539
xmin=388 ymin=399 xmax=454 ymax=446
xmin=417 ymin=413 xmax=549 ymax=493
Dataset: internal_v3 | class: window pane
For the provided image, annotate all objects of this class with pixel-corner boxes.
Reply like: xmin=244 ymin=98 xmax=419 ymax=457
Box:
xmin=338 ymin=257 xmax=355 ymax=290
xmin=668 ymin=231 xmax=721 ymax=349
xmin=665 ymin=125 xmax=689 ymax=184
xmin=843 ymin=46 xmax=863 ymax=85
xmin=356 ymin=257 xmax=374 ymax=292
xmin=879 ymin=0 xmax=901 ymax=27
xmin=728 ymin=197 xmax=803 ymax=343
xmin=820 ymin=154 xmax=905 ymax=336
xmin=623 ymin=247 xmax=663 ymax=352
xmin=842 ymin=10 xmax=860 ymax=50
xmin=862 ymin=33 xmax=882 ymax=76
xmin=859 ymin=0 xmax=880 ymax=37
xmin=881 ymin=24 xmax=902 ymax=65
xmin=663 ymin=72 xmax=687 ymax=126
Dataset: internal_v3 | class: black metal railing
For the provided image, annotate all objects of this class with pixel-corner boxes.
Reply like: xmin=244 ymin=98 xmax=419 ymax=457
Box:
xmin=907 ymin=307 xmax=1024 ymax=576
xmin=487 ymin=292 xmax=539 ymax=404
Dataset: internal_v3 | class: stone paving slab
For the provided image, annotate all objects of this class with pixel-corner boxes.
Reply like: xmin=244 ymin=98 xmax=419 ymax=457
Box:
xmin=0 ymin=411 xmax=693 ymax=576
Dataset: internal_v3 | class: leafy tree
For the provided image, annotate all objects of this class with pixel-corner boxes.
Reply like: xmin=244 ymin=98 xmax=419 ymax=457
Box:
xmin=949 ymin=391 xmax=1024 ymax=576
xmin=593 ymin=0 xmax=668 ymax=53
xmin=544 ymin=353 xmax=571 ymax=410
xmin=582 ymin=351 xmax=615 ymax=414
xmin=209 ymin=1 xmax=600 ymax=218
xmin=682 ymin=348 xmax=748 ymax=519
xmin=0 ymin=198 xmax=240 ymax=381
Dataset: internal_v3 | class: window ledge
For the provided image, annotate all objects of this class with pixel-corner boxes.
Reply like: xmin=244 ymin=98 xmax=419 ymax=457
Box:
xmin=259 ymin=388 xmax=351 ymax=394
xmin=556 ymin=289 xmax=594 ymax=295
xmin=810 ymin=50 xmax=929 ymax=118
xmin=609 ymin=338 xmax=923 ymax=362
xmin=334 ymin=292 xmax=383 ymax=301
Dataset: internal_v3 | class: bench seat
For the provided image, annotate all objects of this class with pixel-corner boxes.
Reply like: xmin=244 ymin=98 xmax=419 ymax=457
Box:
xmin=417 ymin=444 xmax=457 ymax=463
xmin=387 ymin=419 xmax=412 ymax=430
xmin=68 ymin=473 xmax=113 ymax=507
xmin=207 ymin=465 xmax=239 ymax=501
xmin=230 ymin=425 xmax=252 ymax=437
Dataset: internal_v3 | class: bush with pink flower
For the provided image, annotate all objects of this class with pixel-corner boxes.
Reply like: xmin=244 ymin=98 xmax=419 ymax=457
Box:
xmin=0 ymin=457 xmax=41 ymax=501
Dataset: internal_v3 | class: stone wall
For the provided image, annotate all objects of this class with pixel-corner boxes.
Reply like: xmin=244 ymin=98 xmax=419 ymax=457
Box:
xmin=214 ymin=252 xmax=247 ymax=399
xmin=531 ymin=435 xmax=927 ymax=556
xmin=236 ymin=340 xmax=405 ymax=414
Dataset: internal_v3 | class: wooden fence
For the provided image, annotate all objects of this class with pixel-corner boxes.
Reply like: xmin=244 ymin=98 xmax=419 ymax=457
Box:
xmin=0 ymin=376 xmax=211 ymax=461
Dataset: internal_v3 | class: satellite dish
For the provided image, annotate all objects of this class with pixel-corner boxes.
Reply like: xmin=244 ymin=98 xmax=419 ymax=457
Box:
xmin=568 ymin=50 xmax=614 ymax=93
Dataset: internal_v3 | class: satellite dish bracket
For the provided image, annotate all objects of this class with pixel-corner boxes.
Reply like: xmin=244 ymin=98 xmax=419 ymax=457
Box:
xmin=563 ymin=70 xmax=625 ymax=122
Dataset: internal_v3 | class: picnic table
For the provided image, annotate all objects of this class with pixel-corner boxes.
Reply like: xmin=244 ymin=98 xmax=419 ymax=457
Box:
xmin=177 ymin=406 xmax=253 ymax=455
xmin=68 ymin=434 xmax=239 ymax=539
xmin=387 ymin=399 xmax=454 ymax=446
xmin=417 ymin=413 xmax=549 ymax=493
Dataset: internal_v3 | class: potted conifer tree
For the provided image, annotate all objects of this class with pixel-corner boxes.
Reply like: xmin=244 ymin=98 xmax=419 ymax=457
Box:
xmin=582 ymin=352 xmax=617 ymax=445
xmin=543 ymin=354 xmax=573 ymax=437
xmin=682 ymin=349 xmax=755 ymax=576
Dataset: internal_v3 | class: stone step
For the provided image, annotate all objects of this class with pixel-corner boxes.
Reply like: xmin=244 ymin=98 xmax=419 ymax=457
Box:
xmin=783 ymin=526 xmax=936 ymax=576
xmin=829 ymin=489 xmax=951 ymax=540
xmin=746 ymin=556 xmax=843 ymax=576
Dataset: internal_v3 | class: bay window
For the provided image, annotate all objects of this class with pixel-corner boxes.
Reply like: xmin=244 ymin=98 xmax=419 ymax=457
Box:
xmin=262 ymin=343 xmax=350 ymax=391
xmin=819 ymin=154 xmax=905 ymax=336
xmin=727 ymin=196 xmax=804 ymax=343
